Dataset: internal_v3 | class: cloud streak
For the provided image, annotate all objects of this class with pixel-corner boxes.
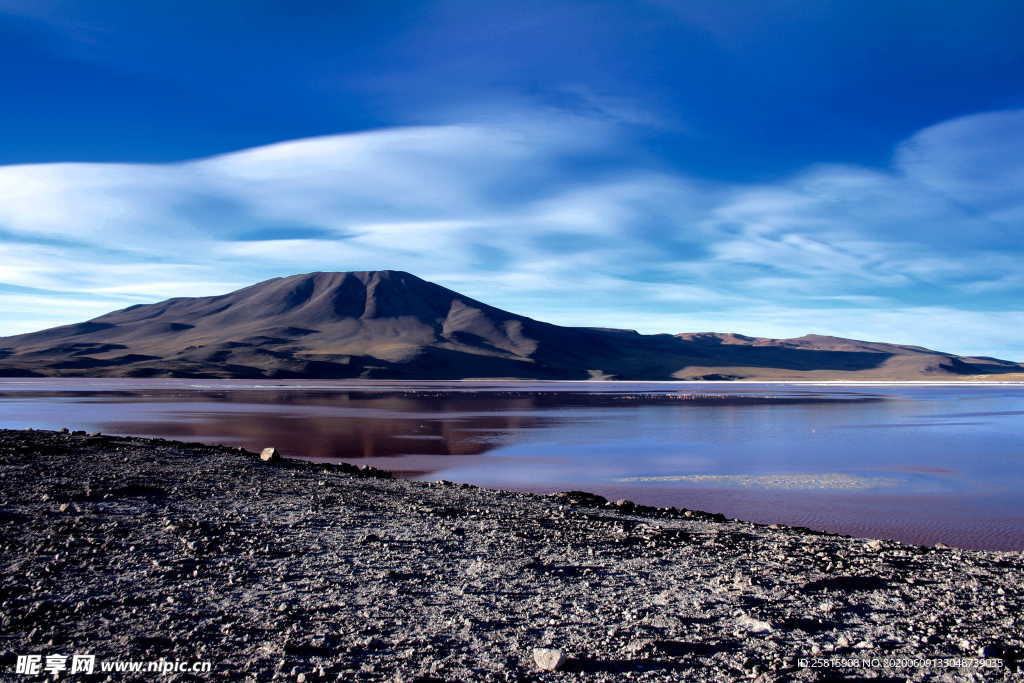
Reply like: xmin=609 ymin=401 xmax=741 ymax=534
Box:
xmin=1 ymin=108 xmax=1022 ymax=359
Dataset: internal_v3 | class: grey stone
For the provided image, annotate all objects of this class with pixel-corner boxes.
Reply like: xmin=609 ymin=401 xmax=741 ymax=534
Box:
xmin=532 ymin=647 xmax=566 ymax=671
xmin=736 ymin=614 xmax=773 ymax=634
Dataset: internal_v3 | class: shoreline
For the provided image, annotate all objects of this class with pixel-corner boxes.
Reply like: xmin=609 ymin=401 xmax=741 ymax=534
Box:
xmin=464 ymin=482 xmax=1024 ymax=553
xmin=4 ymin=376 xmax=1024 ymax=387
xmin=1 ymin=429 xmax=1022 ymax=680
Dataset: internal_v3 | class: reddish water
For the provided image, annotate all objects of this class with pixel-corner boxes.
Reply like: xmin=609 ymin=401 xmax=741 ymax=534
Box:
xmin=2 ymin=378 xmax=1023 ymax=550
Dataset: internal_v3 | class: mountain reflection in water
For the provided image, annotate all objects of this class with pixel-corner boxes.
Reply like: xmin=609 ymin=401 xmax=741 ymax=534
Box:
xmin=106 ymin=393 xmax=561 ymax=474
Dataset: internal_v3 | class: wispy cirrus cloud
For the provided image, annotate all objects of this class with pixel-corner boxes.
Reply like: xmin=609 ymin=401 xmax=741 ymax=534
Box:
xmin=0 ymin=108 xmax=1022 ymax=358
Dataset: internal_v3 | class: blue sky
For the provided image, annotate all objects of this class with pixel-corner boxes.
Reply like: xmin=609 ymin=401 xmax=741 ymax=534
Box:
xmin=1 ymin=0 xmax=1023 ymax=359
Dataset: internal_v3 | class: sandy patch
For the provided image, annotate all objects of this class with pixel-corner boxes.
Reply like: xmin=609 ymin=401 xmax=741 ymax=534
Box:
xmin=614 ymin=472 xmax=901 ymax=490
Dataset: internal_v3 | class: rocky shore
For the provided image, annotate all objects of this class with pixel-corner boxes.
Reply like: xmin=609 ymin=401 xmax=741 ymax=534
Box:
xmin=1 ymin=429 xmax=1021 ymax=681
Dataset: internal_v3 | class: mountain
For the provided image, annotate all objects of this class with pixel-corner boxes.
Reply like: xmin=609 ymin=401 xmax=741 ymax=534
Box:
xmin=1 ymin=270 xmax=1020 ymax=380
xmin=671 ymin=332 xmax=1023 ymax=380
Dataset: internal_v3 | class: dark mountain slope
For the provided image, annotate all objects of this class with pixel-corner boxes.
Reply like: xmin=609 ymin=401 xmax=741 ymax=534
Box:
xmin=0 ymin=271 xmax=1019 ymax=380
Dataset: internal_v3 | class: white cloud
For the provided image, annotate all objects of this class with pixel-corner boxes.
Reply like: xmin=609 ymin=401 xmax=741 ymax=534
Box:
xmin=0 ymin=162 xmax=203 ymax=246
xmin=0 ymin=108 xmax=1022 ymax=359
xmin=895 ymin=109 xmax=1024 ymax=217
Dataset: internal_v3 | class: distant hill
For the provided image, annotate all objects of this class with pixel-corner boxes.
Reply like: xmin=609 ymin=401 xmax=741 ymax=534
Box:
xmin=1 ymin=270 xmax=1020 ymax=380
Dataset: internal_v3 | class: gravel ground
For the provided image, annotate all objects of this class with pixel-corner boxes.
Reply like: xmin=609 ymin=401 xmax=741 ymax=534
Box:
xmin=0 ymin=428 xmax=1021 ymax=681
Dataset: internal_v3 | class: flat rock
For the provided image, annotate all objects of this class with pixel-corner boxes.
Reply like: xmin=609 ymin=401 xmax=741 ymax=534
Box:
xmin=532 ymin=647 xmax=566 ymax=671
xmin=736 ymin=615 xmax=774 ymax=634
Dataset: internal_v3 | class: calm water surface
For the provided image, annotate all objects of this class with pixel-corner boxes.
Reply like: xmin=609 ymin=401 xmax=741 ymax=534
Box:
xmin=2 ymin=378 xmax=1023 ymax=550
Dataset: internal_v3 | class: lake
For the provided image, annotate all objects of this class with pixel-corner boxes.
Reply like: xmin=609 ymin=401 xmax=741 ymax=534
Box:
xmin=2 ymin=378 xmax=1023 ymax=550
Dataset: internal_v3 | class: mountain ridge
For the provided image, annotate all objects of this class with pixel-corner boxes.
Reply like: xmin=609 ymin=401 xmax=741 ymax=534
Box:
xmin=1 ymin=270 xmax=1020 ymax=380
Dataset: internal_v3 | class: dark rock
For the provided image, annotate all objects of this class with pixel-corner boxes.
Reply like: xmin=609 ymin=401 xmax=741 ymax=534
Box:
xmin=554 ymin=490 xmax=608 ymax=507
